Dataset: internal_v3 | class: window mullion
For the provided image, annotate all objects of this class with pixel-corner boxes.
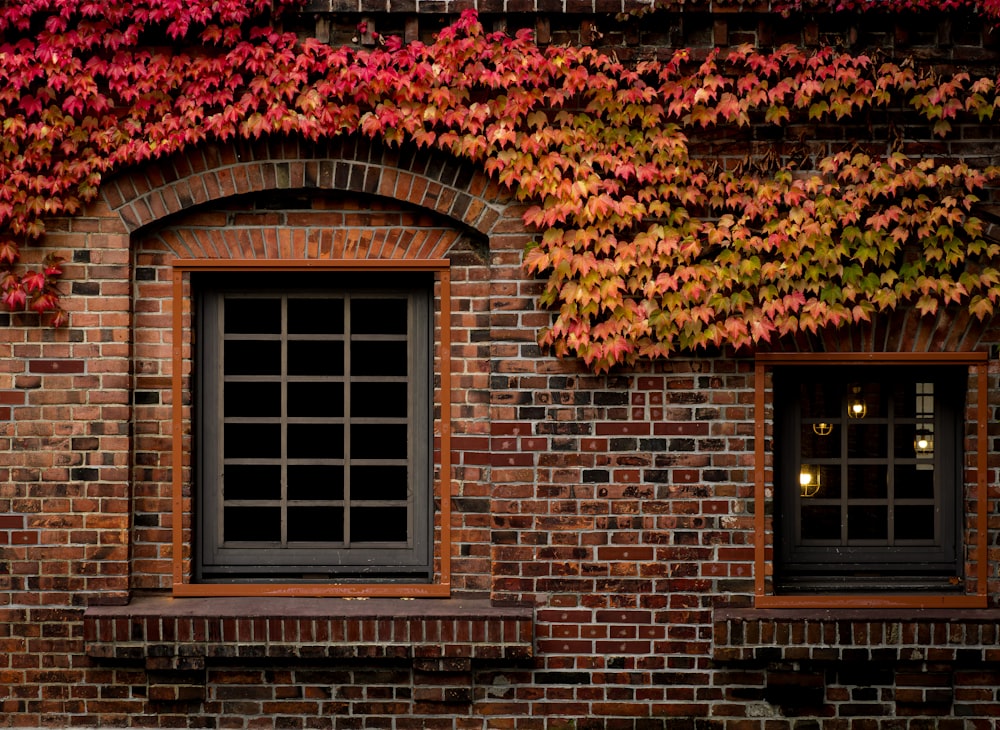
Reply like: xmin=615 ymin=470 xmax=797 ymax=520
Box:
xmin=280 ymin=294 xmax=289 ymax=549
xmin=343 ymin=293 xmax=352 ymax=549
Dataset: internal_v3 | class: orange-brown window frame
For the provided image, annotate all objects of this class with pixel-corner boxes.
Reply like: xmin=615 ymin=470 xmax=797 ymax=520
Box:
xmin=754 ymin=351 xmax=988 ymax=609
xmin=170 ymin=259 xmax=452 ymax=598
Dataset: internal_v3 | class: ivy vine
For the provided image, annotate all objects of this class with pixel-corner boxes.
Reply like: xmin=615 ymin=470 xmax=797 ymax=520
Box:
xmin=2 ymin=0 xmax=1000 ymax=369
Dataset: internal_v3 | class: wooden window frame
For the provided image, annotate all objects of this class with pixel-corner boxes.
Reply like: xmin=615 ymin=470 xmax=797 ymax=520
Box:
xmin=171 ymin=259 xmax=452 ymax=598
xmin=754 ymin=352 xmax=989 ymax=609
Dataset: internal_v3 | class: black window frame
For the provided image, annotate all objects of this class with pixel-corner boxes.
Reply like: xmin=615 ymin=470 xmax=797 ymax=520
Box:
xmin=194 ymin=271 xmax=434 ymax=583
xmin=773 ymin=364 xmax=964 ymax=593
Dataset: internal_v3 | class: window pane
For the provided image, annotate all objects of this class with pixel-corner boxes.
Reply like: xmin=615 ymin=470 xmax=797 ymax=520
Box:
xmin=800 ymin=505 xmax=841 ymax=541
xmin=352 ymin=298 xmax=408 ymax=335
xmin=225 ymin=381 xmax=280 ymax=418
xmin=847 ymin=465 xmax=888 ymax=499
xmin=351 ymin=465 xmax=409 ymax=500
xmin=352 ymin=424 xmax=406 ymax=460
xmin=223 ymin=465 xmax=281 ymax=500
xmin=224 ymin=423 xmax=280 ymax=459
xmin=799 ymin=464 xmax=840 ymax=499
xmin=895 ymin=465 xmax=935 ymax=499
xmin=351 ymin=382 xmax=408 ymax=418
xmin=351 ymin=506 xmax=408 ymax=542
xmin=225 ymin=340 xmax=281 ymax=376
xmin=287 ymin=423 xmax=343 ymax=459
xmin=288 ymin=507 xmax=344 ymax=542
xmin=287 ymin=465 xmax=344 ymax=501
xmin=225 ymin=298 xmax=280 ymax=334
xmin=847 ymin=505 xmax=888 ymax=540
xmin=288 ymin=381 xmax=344 ymax=418
xmin=847 ymin=382 xmax=886 ymax=419
xmin=799 ymin=381 xmax=841 ymax=420
xmin=847 ymin=423 xmax=887 ymax=458
xmin=800 ymin=423 xmax=838 ymax=458
xmin=287 ymin=340 xmax=344 ymax=375
xmin=350 ymin=340 xmax=408 ymax=376
xmin=895 ymin=505 xmax=935 ymax=540
xmin=288 ymin=298 xmax=344 ymax=334
xmin=224 ymin=507 xmax=281 ymax=542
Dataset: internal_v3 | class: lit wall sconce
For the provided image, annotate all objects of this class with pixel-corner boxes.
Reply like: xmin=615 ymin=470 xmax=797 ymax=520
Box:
xmin=914 ymin=429 xmax=934 ymax=457
xmin=799 ymin=464 xmax=822 ymax=498
xmin=812 ymin=422 xmax=833 ymax=436
xmin=847 ymin=385 xmax=867 ymax=419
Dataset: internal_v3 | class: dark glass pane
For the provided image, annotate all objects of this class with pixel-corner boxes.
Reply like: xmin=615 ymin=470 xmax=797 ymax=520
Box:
xmin=222 ymin=464 xmax=281 ymax=500
xmin=223 ymin=507 xmax=280 ymax=542
xmin=800 ymin=423 xmax=838 ymax=459
xmin=288 ymin=298 xmax=344 ymax=334
xmin=287 ymin=465 xmax=344 ymax=500
xmin=351 ymin=382 xmax=408 ymax=418
xmin=351 ymin=465 xmax=409 ymax=500
xmin=351 ymin=506 xmax=408 ymax=542
xmin=800 ymin=505 xmax=841 ymax=541
xmin=352 ymin=424 xmax=406 ymax=460
xmin=225 ymin=340 xmax=280 ymax=376
xmin=287 ymin=340 xmax=344 ymax=375
xmin=799 ymin=380 xmax=841 ymax=420
xmin=847 ymin=465 xmax=888 ymax=499
xmin=287 ymin=423 xmax=343 ymax=459
xmin=895 ymin=465 xmax=935 ymax=500
xmin=847 ymin=505 xmax=888 ymax=541
xmin=895 ymin=505 xmax=936 ymax=541
xmin=895 ymin=424 xmax=919 ymax=459
xmin=892 ymin=380 xmax=931 ymax=418
xmin=350 ymin=340 xmax=408 ymax=376
xmin=288 ymin=507 xmax=344 ymax=542
xmin=847 ymin=423 xmax=887 ymax=458
xmin=224 ymin=423 xmax=280 ymax=459
xmin=288 ymin=381 xmax=344 ymax=418
xmin=225 ymin=298 xmax=280 ymax=334
xmin=352 ymin=298 xmax=408 ymax=335
xmin=224 ymin=381 xmax=280 ymax=418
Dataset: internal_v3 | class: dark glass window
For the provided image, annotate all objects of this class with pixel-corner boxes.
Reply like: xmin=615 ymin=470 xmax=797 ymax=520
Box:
xmin=774 ymin=366 xmax=963 ymax=592
xmin=195 ymin=274 xmax=432 ymax=582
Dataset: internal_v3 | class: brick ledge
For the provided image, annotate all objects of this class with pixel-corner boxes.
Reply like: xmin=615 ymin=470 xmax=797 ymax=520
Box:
xmin=84 ymin=595 xmax=534 ymax=663
xmin=713 ymin=607 xmax=1000 ymax=664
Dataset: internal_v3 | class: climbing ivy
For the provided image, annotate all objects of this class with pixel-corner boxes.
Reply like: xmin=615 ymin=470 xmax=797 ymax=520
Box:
xmin=2 ymin=0 xmax=1000 ymax=369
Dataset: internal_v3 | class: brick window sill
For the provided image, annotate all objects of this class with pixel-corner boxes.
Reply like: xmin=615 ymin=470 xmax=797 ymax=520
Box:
xmin=713 ymin=607 xmax=1000 ymax=664
xmin=84 ymin=595 xmax=534 ymax=664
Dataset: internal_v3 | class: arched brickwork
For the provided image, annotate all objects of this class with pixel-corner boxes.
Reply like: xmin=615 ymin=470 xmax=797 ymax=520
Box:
xmin=762 ymin=304 xmax=999 ymax=355
xmin=100 ymin=136 xmax=514 ymax=247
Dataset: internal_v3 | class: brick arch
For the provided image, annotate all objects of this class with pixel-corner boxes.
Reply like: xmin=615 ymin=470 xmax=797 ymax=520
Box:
xmin=763 ymin=304 xmax=997 ymax=355
xmin=101 ymin=136 xmax=512 ymax=246
xmin=140 ymin=195 xmax=474 ymax=262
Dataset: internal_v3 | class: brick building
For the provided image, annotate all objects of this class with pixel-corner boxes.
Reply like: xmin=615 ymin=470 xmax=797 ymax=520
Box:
xmin=3 ymin=2 xmax=1000 ymax=728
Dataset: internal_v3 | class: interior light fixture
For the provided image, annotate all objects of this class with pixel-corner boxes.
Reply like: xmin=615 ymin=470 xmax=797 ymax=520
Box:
xmin=799 ymin=464 xmax=821 ymax=498
xmin=812 ymin=422 xmax=833 ymax=436
xmin=914 ymin=429 xmax=934 ymax=457
xmin=847 ymin=385 xmax=867 ymax=419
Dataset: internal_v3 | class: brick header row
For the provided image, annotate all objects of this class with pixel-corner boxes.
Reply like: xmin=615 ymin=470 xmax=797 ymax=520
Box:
xmin=84 ymin=596 xmax=535 ymax=663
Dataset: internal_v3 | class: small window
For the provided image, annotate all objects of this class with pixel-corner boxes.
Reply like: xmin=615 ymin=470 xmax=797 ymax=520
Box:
xmin=194 ymin=272 xmax=433 ymax=582
xmin=773 ymin=366 xmax=963 ymax=592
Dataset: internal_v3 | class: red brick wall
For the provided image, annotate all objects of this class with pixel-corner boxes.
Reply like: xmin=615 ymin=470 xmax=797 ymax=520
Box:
xmin=4 ymin=10 xmax=1000 ymax=728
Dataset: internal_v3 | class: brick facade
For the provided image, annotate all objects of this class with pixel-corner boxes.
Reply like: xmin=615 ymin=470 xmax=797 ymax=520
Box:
xmin=4 ymin=6 xmax=1000 ymax=729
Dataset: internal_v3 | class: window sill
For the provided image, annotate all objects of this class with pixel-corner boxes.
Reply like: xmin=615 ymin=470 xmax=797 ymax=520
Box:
xmin=84 ymin=594 xmax=534 ymax=664
xmin=713 ymin=606 xmax=1000 ymax=664
xmin=754 ymin=592 xmax=986 ymax=610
